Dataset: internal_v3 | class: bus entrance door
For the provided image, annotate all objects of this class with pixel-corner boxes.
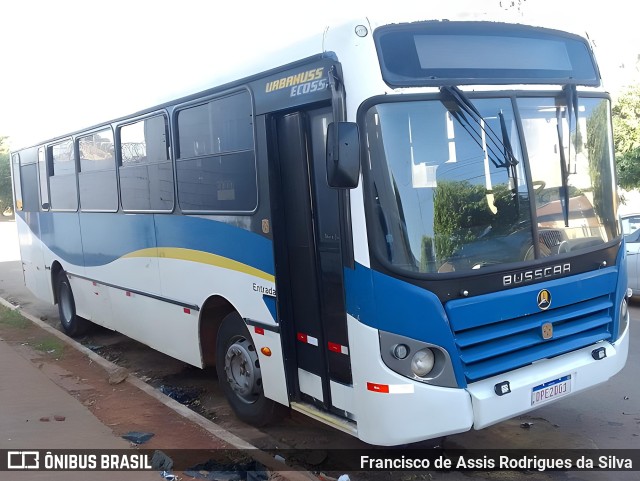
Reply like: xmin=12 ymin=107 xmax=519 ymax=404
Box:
xmin=270 ymin=108 xmax=353 ymax=417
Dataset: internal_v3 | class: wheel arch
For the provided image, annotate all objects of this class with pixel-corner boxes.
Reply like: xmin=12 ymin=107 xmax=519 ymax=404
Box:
xmin=198 ymin=295 xmax=242 ymax=368
xmin=50 ymin=261 xmax=64 ymax=304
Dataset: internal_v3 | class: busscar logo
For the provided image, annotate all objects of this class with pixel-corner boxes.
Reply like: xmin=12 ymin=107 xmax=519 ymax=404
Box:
xmin=8 ymin=451 xmax=40 ymax=469
xmin=503 ymin=263 xmax=570 ymax=287
xmin=537 ymin=289 xmax=552 ymax=310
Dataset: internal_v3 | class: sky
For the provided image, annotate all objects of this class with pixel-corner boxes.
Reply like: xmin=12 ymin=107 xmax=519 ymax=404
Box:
xmin=1 ymin=0 xmax=639 ymax=149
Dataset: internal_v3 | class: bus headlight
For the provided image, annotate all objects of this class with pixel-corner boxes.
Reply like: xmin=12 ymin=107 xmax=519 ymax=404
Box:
xmin=411 ymin=348 xmax=435 ymax=377
xmin=379 ymin=330 xmax=458 ymax=387
xmin=392 ymin=343 xmax=410 ymax=360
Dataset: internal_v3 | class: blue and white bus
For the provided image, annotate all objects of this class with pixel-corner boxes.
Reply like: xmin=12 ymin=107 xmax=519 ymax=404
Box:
xmin=10 ymin=16 xmax=629 ymax=446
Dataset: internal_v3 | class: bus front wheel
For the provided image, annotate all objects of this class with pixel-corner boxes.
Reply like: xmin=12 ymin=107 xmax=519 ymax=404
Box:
xmin=56 ymin=272 xmax=90 ymax=337
xmin=216 ymin=312 xmax=283 ymax=426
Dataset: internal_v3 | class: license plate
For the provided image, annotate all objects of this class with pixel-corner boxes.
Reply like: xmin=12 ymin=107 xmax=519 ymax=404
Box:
xmin=531 ymin=375 xmax=572 ymax=406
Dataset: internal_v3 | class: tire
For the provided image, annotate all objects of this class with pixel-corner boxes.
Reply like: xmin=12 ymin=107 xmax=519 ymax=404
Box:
xmin=216 ymin=312 xmax=283 ymax=426
xmin=56 ymin=272 xmax=90 ymax=337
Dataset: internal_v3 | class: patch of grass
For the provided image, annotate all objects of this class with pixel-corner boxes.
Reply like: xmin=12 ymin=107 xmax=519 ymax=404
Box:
xmin=34 ymin=337 xmax=65 ymax=358
xmin=0 ymin=305 xmax=30 ymax=328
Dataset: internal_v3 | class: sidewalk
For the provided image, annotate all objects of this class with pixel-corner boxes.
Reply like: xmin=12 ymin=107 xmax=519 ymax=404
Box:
xmin=0 ymin=332 xmax=158 ymax=480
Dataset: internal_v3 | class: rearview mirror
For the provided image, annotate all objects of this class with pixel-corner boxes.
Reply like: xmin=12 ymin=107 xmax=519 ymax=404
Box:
xmin=326 ymin=122 xmax=360 ymax=189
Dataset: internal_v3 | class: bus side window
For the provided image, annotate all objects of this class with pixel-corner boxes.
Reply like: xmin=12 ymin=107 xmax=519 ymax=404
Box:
xmin=119 ymin=114 xmax=174 ymax=212
xmin=11 ymin=153 xmax=22 ymax=211
xmin=38 ymin=147 xmax=50 ymax=210
xmin=78 ymin=128 xmax=118 ymax=212
xmin=19 ymin=148 xmax=39 ymax=213
xmin=176 ymin=91 xmax=257 ymax=213
xmin=48 ymin=139 xmax=78 ymax=211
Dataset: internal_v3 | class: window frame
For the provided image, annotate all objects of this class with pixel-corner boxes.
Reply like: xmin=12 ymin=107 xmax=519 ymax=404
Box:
xmin=47 ymin=137 xmax=79 ymax=212
xmin=76 ymin=126 xmax=119 ymax=213
xmin=10 ymin=153 xmax=23 ymax=211
xmin=173 ymin=87 xmax=258 ymax=215
xmin=116 ymin=111 xmax=175 ymax=213
xmin=38 ymin=147 xmax=50 ymax=211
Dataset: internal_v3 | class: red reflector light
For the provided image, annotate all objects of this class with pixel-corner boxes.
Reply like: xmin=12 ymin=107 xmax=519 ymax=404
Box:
xmin=367 ymin=382 xmax=390 ymax=393
xmin=183 ymin=308 xmax=191 ymax=314
xmin=255 ymin=327 xmax=265 ymax=335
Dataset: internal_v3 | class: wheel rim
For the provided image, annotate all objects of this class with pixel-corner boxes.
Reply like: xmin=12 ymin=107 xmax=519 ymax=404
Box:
xmin=59 ymin=282 xmax=74 ymax=326
xmin=223 ymin=336 xmax=261 ymax=404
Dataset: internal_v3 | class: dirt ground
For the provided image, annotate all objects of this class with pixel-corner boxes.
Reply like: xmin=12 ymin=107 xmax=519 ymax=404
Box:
xmin=0 ymin=310 xmax=233 ymax=452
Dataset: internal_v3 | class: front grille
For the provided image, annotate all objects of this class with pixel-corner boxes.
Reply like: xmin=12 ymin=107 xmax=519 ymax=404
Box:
xmin=445 ymin=271 xmax=616 ymax=384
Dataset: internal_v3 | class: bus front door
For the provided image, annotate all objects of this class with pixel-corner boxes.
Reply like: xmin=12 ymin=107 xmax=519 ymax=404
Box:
xmin=270 ymin=107 xmax=353 ymax=418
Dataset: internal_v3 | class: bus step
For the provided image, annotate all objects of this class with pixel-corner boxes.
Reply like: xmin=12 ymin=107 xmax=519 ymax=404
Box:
xmin=290 ymin=401 xmax=357 ymax=437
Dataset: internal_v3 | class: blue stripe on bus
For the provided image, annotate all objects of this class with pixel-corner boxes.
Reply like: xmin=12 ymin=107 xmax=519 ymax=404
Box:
xmin=154 ymin=215 xmax=274 ymax=275
xmin=31 ymin=211 xmax=275 ymax=275
xmin=343 ymin=262 xmax=467 ymax=387
xmin=262 ymin=295 xmax=278 ymax=322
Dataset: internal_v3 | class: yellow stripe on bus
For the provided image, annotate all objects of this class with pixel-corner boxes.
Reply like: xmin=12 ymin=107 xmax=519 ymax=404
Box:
xmin=122 ymin=247 xmax=275 ymax=283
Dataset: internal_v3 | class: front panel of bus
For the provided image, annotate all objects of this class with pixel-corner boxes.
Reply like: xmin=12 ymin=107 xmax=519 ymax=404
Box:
xmin=338 ymin=20 xmax=629 ymax=445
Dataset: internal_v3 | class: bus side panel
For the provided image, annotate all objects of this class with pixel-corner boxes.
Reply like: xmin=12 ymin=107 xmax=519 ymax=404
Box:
xmin=16 ymin=213 xmax=46 ymax=301
xmin=154 ymin=215 xmax=275 ymax=318
xmin=108 ymin=286 xmax=202 ymax=367
xmin=153 ymin=215 xmax=289 ymax=402
xmin=37 ymin=212 xmax=84 ymax=310
xmin=40 ymin=212 xmax=85 ymax=270
xmin=78 ymin=212 xmax=160 ymax=290
xmin=76 ymin=212 xmax=159 ymax=328
xmin=16 ymin=160 xmax=52 ymax=303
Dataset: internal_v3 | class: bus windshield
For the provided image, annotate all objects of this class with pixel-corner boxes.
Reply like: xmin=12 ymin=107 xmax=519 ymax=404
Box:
xmin=364 ymin=95 xmax=618 ymax=274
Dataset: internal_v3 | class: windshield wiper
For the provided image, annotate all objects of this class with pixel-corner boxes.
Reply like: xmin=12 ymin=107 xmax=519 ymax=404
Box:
xmin=439 ymin=86 xmax=520 ymax=204
xmin=556 ymin=85 xmax=579 ymax=228
xmin=439 ymin=86 xmax=519 ymax=170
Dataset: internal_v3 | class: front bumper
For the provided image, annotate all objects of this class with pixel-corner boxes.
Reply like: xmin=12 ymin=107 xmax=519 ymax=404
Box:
xmin=466 ymin=324 xmax=629 ymax=429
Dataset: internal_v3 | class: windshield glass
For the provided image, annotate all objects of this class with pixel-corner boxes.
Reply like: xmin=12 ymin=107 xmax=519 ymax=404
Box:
xmin=519 ymin=97 xmax=618 ymax=254
xmin=363 ymin=95 xmax=618 ymax=275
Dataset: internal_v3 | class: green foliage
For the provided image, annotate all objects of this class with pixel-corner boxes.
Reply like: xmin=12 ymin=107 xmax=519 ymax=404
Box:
xmin=0 ymin=137 xmax=13 ymax=216
xmin=613 ymin=85 xmax=640 ymax=189
xmin=616 ymin=148 xmax=640 ymax=191
xmin=613 ymin=85 xmax=640 ymax=156
xmin=419 ymin=235 xmax=435 ymax=273
xmin=433 ymin=181 xmax=494 ymax=261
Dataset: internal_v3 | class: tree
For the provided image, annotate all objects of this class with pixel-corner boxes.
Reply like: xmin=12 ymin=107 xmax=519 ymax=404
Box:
xmin=612 ymin=85 xmax=640 ymax=155
xmin=0 ymin=137 xmax=13 ymax=218
xmin=612 ymin=85 xmax=640 ymax=189
xmin=432 ymin=180 xmax=495 ymax=261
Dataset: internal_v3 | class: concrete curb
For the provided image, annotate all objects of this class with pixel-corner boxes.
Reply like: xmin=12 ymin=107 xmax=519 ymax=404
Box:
xmin=0 ymin=295 xmax=318 ymax=481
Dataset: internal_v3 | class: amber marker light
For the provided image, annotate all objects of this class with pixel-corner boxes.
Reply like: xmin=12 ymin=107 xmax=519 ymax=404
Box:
xmin=260 ymin=347 xmax=272 ymax=357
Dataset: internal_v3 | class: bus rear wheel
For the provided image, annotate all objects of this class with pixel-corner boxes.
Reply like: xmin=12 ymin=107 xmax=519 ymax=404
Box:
xmin=56 ymin=272 xmax=90 ymax=337
xmin=216 ymin=312 xmax=283 ymax=426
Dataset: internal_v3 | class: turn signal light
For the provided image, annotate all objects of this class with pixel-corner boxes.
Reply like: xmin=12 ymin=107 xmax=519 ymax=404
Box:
xmin=260 ymin=347 xmax=272 ymax=357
